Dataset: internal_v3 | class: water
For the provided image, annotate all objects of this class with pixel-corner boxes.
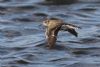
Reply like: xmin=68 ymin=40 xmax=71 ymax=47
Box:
xmin=0 ymin=0 xmax=100 ymax=67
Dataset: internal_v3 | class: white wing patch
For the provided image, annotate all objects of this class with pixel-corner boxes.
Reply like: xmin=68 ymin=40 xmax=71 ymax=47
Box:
xmin=66 ymin=25 xmax=78 ymax=29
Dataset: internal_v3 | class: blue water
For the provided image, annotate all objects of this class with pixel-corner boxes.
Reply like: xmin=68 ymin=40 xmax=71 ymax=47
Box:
xmin=0 ymin=0 xmax=100 ymax=67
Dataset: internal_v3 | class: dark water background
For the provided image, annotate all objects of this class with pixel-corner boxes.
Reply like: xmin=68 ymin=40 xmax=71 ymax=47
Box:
xmin=0 ymin=0 xmax=100 ymax=67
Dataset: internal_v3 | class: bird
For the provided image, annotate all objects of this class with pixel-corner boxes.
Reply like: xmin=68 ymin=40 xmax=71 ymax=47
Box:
xmin=43 ymin=18 xmax=80 ymax=49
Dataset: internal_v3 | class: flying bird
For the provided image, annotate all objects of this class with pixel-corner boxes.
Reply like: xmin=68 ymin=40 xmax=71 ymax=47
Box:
xmin=43 ymin=18 xmax=80 ymax=49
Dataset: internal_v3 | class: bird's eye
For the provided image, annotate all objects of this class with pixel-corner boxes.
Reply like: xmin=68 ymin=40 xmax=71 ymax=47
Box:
xmin=45 ymin=20 xmax=49 ymax=23
xmin=43 ymin=20 xmax=49 ymax=26
xmin=44 ymin=20 xmax=49 ymax=24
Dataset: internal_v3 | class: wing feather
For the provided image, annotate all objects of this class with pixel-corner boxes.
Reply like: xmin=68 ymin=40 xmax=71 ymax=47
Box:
xmin=61 ymin=24 xmax=79 ymax=37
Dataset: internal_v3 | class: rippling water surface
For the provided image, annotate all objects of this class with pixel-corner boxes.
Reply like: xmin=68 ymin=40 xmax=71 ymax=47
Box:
xmin=0 ymin=0 xmax=100 ymax=67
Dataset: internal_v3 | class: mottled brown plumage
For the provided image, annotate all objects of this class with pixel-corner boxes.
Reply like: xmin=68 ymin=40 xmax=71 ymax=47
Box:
xmin=43 ymin=18 xmax=80 ymax=49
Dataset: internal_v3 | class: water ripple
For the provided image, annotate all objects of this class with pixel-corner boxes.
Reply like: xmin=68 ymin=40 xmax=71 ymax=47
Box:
xmin=0 ymin=0 xmax=100 ymax=67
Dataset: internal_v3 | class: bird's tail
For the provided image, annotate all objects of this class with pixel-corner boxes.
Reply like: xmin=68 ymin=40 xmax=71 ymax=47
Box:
xmin=61 ymin=23 xmax=81 ymax=37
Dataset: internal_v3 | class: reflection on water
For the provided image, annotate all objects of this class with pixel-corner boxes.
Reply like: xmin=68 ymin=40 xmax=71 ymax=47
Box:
xmin=0 ymin=0 xmax=100 ymax=67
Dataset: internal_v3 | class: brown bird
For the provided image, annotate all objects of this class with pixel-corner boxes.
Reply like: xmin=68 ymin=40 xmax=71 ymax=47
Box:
xmin=43 ymin=18 xmax=80 ymax=49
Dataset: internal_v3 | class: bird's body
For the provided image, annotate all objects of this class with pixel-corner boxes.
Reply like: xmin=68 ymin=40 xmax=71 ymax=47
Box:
xmin=43 ymin=18 xmax=80 ymax=49
xmin=43 ymin=19 xmax=63 ymax=38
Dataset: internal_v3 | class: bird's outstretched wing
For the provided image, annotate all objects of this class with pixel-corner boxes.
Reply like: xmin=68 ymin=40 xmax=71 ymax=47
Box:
xmin=67 ymin=27 xmax=78 ymax=37
xmin=61 ymin=24 xmax=80 ymax=37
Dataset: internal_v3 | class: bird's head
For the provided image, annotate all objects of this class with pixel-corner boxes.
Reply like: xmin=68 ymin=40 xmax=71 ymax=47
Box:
xmin=43 ymin=19 xmax=50 ymax=27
